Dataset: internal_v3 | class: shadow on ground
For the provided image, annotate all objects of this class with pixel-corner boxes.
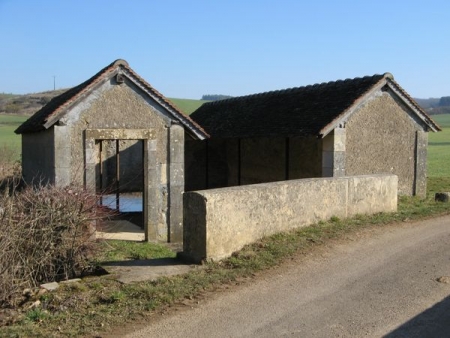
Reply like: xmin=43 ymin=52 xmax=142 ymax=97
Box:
xmin=385 ymin=294 xmax=450 ymax=337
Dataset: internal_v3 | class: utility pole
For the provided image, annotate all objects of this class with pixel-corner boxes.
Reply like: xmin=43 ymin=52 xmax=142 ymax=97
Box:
xmin=53 ymin=76 xmax=56 ymax=91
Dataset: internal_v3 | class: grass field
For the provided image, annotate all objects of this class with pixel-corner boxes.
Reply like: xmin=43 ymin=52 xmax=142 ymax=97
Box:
xmin=169 ymin=98 xmax=208 ymax=114
xmin=428 ymin=114 xmax=450 ymax=177
xmin=0 ymin=114 xmax=25 ymax=150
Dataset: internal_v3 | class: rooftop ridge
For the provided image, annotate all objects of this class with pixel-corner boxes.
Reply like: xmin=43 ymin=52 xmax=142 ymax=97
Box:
xmin=202 ymin=73 xmax=387 ymax=107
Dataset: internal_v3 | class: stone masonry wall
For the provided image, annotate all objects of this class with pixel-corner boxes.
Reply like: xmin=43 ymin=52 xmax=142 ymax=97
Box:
xmin=65 ymin=81 xmax=169 ymax=186
xmin=55 ymin=78 xmax=180 ymax=241
xmin=183 ymin=174 xmax=398 ymax=262
xmin=22 ymin=129 xmax=55 ymax=185
xmin=345 ymin=91 xmax=421 ymax=195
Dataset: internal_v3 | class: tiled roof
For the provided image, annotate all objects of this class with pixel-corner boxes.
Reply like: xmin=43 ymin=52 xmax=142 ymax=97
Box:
xmin=15 ymin=60 xmax=209 ymax=139
xmin=190 ymin=73 xmax=440 ymax=139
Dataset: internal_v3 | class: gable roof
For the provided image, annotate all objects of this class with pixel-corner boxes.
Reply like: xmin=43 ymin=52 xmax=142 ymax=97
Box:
xmin=190 ymin=73 xmax=440 ymax=139
xmin=15 ymin=59 xmax=209 ymax=140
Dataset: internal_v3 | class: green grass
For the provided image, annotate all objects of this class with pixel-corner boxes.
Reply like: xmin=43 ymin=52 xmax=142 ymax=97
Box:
xmin=0 ymin=114 xmax=26 ymax=161
xmin=168 ymin=98 xmax=208 ymax=115
xmin=432 ymin=114 xmax=450 ymax=128
xmin=0 ymin=114 xmax=26 ymax=145
xmin=97 ymin=240 xmax=176 ymax=262
xmin=428 ymin=114 xmax=450 ymax=177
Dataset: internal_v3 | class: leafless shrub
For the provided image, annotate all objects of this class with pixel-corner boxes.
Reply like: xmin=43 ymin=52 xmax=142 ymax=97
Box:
xmin=0 ymin=144 xmax=20 ymax=182
xmin=0 ymin=184 xmax=106 ymax=307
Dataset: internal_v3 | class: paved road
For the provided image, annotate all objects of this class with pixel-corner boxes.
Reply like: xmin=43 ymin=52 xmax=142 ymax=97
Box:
xmin=125 ymin=215 xmax=450 ymax=337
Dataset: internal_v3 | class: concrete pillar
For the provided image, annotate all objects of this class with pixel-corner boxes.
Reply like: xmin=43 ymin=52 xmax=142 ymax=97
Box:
xmin=322 ymin=127 xmax=346 ymax=177
xmin=169 ymin=124 xmax=185 ymax=242
xmin=414 ymin=130 xmax=428 ymax=198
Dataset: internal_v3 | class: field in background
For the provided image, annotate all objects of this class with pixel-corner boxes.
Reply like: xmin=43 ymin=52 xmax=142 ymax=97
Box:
xmin=1 ymin=113 xmax=449 ymax=177
xmin=169 ymin=98 xmax=209 ymax=114
xmin=428 ymin=114 xmax=450 ymax=177
xmin=0 ymin=114 xmax=24 ymax=149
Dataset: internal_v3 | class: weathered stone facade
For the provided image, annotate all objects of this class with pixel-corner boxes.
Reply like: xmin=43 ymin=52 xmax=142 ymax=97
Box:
xmin=345 ymin=91 xmax=423 ymax=195
xmin=22 ymin=128 xmax=55 ymax=185
xmin=17 ymin=60 xmax=207 ymax=243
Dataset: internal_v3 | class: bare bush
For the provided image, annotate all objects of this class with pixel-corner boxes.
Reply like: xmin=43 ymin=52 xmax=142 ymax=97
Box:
xmin=0 ymin=184 xmax=104 ymax=307
xmin=0 ymin=145 xmax=20 ymax=182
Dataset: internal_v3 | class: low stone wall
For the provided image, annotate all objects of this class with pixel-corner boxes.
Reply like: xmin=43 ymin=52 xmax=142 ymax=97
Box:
xmin=182 ymin=175 xmax=397 ymax=262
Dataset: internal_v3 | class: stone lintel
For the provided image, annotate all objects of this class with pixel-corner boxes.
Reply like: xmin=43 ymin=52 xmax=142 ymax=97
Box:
xmin=86 ymin=129 xmax=155 ymax=140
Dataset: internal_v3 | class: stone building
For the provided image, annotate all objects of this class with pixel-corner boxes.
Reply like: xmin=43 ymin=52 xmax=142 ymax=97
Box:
xmin=187 ymin=73 xmax=440 ymax=197
xmin=16 ymin=64 xmax=441 ymax=243
xmin=15 ymin=60 xmax=208 ymax=242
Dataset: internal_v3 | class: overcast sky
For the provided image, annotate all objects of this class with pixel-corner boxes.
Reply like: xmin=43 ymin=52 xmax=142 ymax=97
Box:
xmin=0 ymin=0 xmax=448 ymax=99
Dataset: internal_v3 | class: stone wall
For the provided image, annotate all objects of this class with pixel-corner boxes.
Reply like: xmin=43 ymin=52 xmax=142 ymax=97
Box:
xmin=22 ymin=129 xmax=55 ymax=185
xmin=345 ymin=91 xmax=424 ymax=196
xmin=66 ymin=80 xmax=173 ymax=241
xmin=183 ymin=174 xmax=398 ymax=262
xmin=47 ymin=78 xmax=185 ymax=242
xmin=64 ymin=79 xmax=170 ymax=187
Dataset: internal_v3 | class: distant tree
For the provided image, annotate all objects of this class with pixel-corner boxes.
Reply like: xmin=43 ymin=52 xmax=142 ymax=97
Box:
xmin=201 ymin=94 xmax=233 ymax=101
xmin=438 ymin=96 xmax=450 ymax=107
xmin=428 ymin=106 xmax=450 ymax=115
xmin=414 ymin=97 xmax=440 ymax=109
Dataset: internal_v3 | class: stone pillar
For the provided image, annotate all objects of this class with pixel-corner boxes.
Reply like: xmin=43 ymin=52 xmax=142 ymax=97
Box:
xmin=414 ymin=130 xmax=428 ymax=198
xmin=169 ymin=124 xmax=185 ymax=242
xmin=54 ymin=125 xmax=71 ymax=186
xmin=84 ymin=133 xmax=97 ymax=192
xmin=322 ymin=127 xmax=346 ymax=177
xmin=144 ymin=138 xmax=158 ymax=242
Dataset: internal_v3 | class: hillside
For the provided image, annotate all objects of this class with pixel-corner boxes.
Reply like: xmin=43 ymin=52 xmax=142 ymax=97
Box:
xmin=0 ymin=90 xmax=68 ymax=116
xmin=0 ymin=90 xmax=207 ymax=116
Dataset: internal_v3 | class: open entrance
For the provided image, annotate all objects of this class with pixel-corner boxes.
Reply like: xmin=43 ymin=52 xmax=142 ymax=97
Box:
xmin=96 ymin=139 xmax=144 ymax=229
xmin=85 ymin=129 xmax=157 ymax=241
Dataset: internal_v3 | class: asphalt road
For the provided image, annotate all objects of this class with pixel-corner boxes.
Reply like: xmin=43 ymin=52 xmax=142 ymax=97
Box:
xmin=125 ymin=215 xmax=450 ymax=338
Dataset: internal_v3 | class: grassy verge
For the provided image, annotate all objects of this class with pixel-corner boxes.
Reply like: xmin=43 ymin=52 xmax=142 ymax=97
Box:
xmin=2 ymin=177 xmax=450 ymax=337
xmin=97 ymin=240 xmax=176 ymax=262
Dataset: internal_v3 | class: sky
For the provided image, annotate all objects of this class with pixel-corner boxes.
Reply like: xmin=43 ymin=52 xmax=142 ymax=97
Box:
xmin=0 ymin=0 xmax=449 ymax=99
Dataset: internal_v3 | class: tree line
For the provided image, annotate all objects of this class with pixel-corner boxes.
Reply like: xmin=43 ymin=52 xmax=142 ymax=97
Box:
xmin=201 ymin=94 xmax=233 ymax=101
